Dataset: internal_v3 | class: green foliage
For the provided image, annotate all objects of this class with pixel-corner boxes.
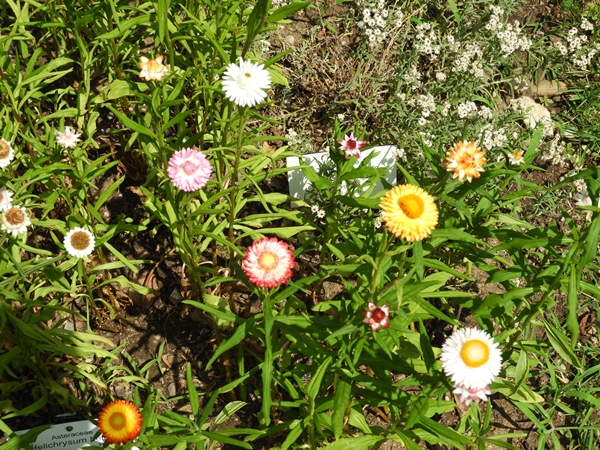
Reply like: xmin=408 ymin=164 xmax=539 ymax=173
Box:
xmin=1 ymin=0 xmax=600 ymax=449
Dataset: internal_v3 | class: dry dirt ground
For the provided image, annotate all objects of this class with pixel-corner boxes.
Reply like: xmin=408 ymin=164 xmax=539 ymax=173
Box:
xmin=3 ymin=0 xmax=595 ymax=449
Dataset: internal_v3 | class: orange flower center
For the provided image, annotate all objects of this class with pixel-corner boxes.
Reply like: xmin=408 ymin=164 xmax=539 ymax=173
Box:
xmin=5 ymin=207 xmax=24 ymax=225
xmin=461 ymin=339 xmax=490 ymax=368
xmin=70 ymin=231 xmax=91 ymax=250
xmin=458 ymin=153 xmax=476 ymax=168
xmin=109 ymin=412 xmax=126 ymax=430
xmin=0 ymin=141 xmax=9 ymax=158
xmin=258 ymin=252 xmax=278 ymax=271
xmin=399 ymin=194 xmax=424 ymax=219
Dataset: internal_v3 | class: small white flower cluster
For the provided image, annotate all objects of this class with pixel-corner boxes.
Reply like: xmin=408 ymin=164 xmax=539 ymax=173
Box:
xmin=441 ymin=101 xmax=451 ymax=117
xmin=419 ymin=131 xmax=435 ymax=148
xmin=271 ymin=0 xmax=289 ymax=7
xmin=374 ymin=216 xmax=382 ymax=228
xmin=286 ymin=129 xmax=313 ymax=153
xmin=496 ymin=21 xmax=532 ymax=58
xmin=457 ymin=101 xmax=478 ymax=119
xmin=356 ymin=0 xmax=390 ymax=47
xmin=485 ymin=6 xmax=505 ymax=32
xmin=310 ymin=204 xmax=326 ymax=219
xmin=573 ymin=178 xmax=587 ymax=193
xmin=540 ymin=133 xmax=568 ymax=167
xmin=485 ymin=7 xmax=532 ymax=58
xmin=402 ymin=64 xmax=422 ymax=90
xmin=452 ymin=42 xmax=485 ymax=78
xmin=393 ymin=147 xmax=406 ymax=159
xmin=393 ymin=10 xmax=404 ymax=29
xmin=479 ymin=125 xmax=507 ymax=151
xmin=555 ymin=20 xmax=600 ymax=70
xmin=408 ymin=93 xmax=436 ymax=119
xmin=414 ymin=22 xmax=441 ymax=58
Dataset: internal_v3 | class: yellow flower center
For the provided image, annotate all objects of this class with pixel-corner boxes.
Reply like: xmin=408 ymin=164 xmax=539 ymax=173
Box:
xmin=70 ymin=231 xmax=91 ymax=250
xmin=399 ymin=194 xmax=424 ymax=219
xmin=109 ymin=412 xmax=126 ymax=430
xmin=461 ymin=339 xmax=490 ymax=368
xmin=258 ymin=252 xmax=278 ymax=271
xmin=0 ymin=141 xmax=9 ymax=158
xmin=5 ymin=207 xmax=24 ymax=226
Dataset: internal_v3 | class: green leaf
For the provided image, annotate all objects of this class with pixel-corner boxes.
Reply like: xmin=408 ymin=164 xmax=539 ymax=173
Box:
xmin=332 ymin=379 xmax=352 ymax=439
xmin=267 ymin=2 xmax=310 ymax=23
xmin=543 ymin=319 xmax=582 ymax=368
xmin=106 ymin=104 xmax=156 ymax=139
xmin=186 ymin=362 xmax=199 ymax=417
xmin=323 ymin=435 xmax=384 ymax=449
xmin=566 ymin=265 xmax=580 ymax=348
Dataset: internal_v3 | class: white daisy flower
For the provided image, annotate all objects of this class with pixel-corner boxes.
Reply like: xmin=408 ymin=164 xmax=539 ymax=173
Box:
xmin=2 ymin=205 xmax=31 ymax=236
xmin=221 ymin=57 xmax=272 ymax=107
xmin=440 ymin=328 xmax=502 ymax=389
xmin=0 ymin=139 xmax=15 ymax=168
xmin=55 ymin=127 xmax=82 ymax=149
xmin=508 ymin=150 xmax=524 ymax=165
xmin=64 ymin=227 xmax=95 ymax=258
xmin=0 ymin=186 xmax=13 ymax=211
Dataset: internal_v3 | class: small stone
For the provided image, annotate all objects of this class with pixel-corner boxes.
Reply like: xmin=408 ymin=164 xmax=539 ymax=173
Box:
xmin=531 ymin=79 xmax=567 ymax=97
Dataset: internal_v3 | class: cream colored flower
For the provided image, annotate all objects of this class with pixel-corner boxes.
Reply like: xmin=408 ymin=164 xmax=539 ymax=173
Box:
xmin=138 ymin=55 xmax=169 ymax=81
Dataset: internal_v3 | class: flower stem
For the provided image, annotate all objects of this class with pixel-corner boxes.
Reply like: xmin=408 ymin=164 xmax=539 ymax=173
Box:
xmin=260 ymin=290 xmax=274 ymax=427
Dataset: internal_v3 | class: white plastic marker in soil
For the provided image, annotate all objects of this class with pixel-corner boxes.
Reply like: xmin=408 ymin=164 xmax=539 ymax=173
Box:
xmin=286 ymin=145 xmax=398 ymax=205
xmin=10 ymin=420 xmax=104 ymax=450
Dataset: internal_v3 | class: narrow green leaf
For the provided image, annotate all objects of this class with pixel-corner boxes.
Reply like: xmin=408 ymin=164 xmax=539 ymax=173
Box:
xmin=543 ymin=319 xmax=582 ymax=368
xmin=566 ymin=265 xmax=580 ymax=348
xmin=332 ymin=379 xmax=352 ymax=439
xmin=186 ymin=362 xmax=199 ymax=417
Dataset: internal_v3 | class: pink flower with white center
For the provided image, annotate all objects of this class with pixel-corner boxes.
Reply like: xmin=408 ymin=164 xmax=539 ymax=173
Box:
xmin=242 ymin=237 xmax=296 ymax=288
xmin=167 ymin=148 xmax=212 ymax=192
xmin=338 ymin=132 xmax=365 ymax=158
xmin=452 ymin=384 xmax=492 ymax=407
xmin=363 ymin=302 xmax=390 ymax=331
xmin=55 ymin=127 xmax=81 ymax=149
xmin=0 ymin=186 xmax=13 ymax=211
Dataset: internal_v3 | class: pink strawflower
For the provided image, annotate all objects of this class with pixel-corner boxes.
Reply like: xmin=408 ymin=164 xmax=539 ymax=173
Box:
xmin=242 ymin=237 xmax=295 ymax=288
xmin=167 ymin=148 xmax=212 ymax=192
xmin=55 ymin=127 xmax=81 ymax=149
xmin=363 ymin=302 xmax=390 ymax=331
xmin=338 ymin=132 xmax=365 ymax=158
xmin=452 ymin=384 xmax=492 ymax=407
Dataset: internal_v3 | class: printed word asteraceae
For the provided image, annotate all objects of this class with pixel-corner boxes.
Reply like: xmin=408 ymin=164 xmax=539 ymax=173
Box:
xmin=379 ymin=184 xmax=438 ymax=242
xmin=337 ymin=132 xmax=365 ymax=158
xmin=138 ymin=55 xmax=169 ymax=81
xmin=363 ymin=302 xmax=390 ymax=331
xmin=242 ymin=237 xmax=295 ymax=288
xmin=222 ymin=58 xmax=272 ymax=107
xmin=167 ymin=148 xmax=212 ymax=192
xmin=444 ymin=141 xmax=487 ymax=183
xmin=97 ymin=400 xmax=143 ymax=445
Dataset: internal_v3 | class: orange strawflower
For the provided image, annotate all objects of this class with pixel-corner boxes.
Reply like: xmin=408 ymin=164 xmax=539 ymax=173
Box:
xmin=97 ymin=400 xmax=142 ymax=444
xmin=444 ymin=140 xmax=487 ymax=182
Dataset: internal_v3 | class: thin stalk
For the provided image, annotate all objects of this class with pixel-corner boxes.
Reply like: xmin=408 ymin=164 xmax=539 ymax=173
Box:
xmin=260 ymin=290 xmax=274 ymax=427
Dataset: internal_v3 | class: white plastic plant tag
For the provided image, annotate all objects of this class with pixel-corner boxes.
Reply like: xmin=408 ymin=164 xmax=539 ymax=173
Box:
xmin=12 ymin=420 xmax=104 ymax=450
xmin=286 ymin=145 xmax=397 ymax=204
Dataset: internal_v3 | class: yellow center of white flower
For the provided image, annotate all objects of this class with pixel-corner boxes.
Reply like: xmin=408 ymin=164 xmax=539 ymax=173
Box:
xmin=0 ymin=141 xmax=9 ymax=158
xmin=5 ymin=207 xmax=24 ymax=226
xmin=258 ymin=252 xmax=278 ymax=271
xmin=461 ymin=339 xmax=490 ymax=368
xmin=399 ymin=194 xmax=424 ymax=219
xmin=109 ymin=412 xmax=126 ymax=430
xmin=70 ymin=231 xmax=91 ymax=250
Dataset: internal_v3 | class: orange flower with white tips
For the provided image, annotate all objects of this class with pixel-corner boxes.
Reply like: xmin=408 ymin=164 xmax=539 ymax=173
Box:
xmin=97 ymin=400 xmax=142 ymax=444
xmin=242 ymin=237 xmax=295 ymax=288
xmin=444 ymin=140 xmax=487 ymax=182
xmin=138 ymin=55 xmax=169 ymax=81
